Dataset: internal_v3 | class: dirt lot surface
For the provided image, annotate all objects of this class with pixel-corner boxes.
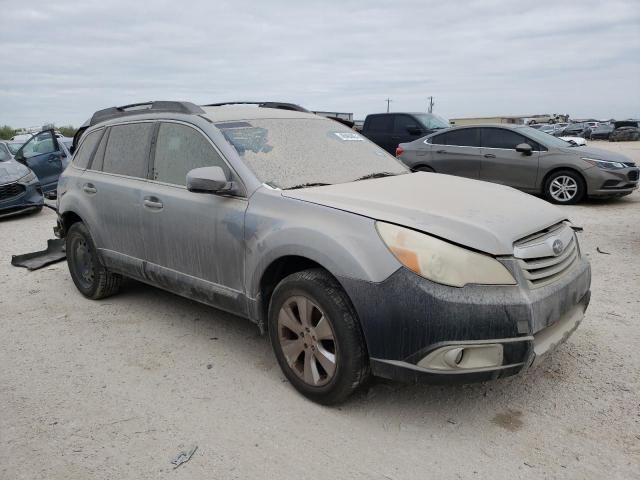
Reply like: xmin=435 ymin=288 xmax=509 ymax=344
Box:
xmin=1 ymin=141 xmax=639 ymax=479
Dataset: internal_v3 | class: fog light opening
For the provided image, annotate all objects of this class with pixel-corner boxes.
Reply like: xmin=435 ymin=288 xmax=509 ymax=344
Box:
xmin=443 ymin=347 xmax=465 ymax=368
xmin=418 ymin=344 xmax=504 ymax=371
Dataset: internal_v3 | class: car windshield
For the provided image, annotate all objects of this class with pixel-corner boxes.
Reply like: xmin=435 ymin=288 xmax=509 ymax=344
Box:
xmin=216 ymin=118 xmax=408 ymax=189
xmin=517 ymin=126 xmax=573 ymax=148
xmin=0 ymin=144 xmax=10 ymax=161
xmin=413 ymin=113 xmax=449 ymax=130
xmin=7 ymin=142 xmax=22 ymax=155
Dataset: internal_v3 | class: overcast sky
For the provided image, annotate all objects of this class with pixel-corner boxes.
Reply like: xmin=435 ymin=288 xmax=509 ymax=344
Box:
xmin=1 ymin=0 xmax=638 ymax=127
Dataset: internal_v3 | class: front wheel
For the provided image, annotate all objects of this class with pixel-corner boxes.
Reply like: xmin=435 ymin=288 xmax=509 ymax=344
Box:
xmin=414 ymin=166 xmax=434 ymax=173
xmin=544 ymin=170 xmax=586 ymax=204
xmin=268 ymin=269 xmax=369 ymax=404
xmin=66 ymin=222 xmax=122 ymax=299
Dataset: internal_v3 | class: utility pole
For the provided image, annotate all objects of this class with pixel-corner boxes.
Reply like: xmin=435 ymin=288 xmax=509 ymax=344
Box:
xmin=427 ymin=96 xmax=434 ymax=113
xmin=385 ymin=98 xmax=392 ymax=113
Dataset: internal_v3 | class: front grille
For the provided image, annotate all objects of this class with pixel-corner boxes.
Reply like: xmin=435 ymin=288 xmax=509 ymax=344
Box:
xmin=0 ymin=182 xmax=25 ymax=201
xmin=628 ymin=169 xmax=639 ymax=181
xmin=514 ymin=223 xmax=579 ymax=288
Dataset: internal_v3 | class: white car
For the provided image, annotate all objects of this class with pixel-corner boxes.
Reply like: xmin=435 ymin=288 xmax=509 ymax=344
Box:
xmin=560 ymin=136 xmax=587 ymax=146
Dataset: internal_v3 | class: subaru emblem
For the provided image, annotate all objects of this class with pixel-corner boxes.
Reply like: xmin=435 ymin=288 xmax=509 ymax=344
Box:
xmin=552 ymin=239 xmax=564 ymax=256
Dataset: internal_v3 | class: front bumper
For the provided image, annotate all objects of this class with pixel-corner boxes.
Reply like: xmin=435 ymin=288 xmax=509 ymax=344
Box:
xmin=338 ymin=257 xmax=591 ymax=384
xmin=585 ymin=166 xmax=639 ymax=197
xmin=0 ymin=179 xmax=44 ymax=219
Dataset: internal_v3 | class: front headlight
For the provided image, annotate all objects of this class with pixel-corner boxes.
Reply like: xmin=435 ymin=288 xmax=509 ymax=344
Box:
xmin=376 ymin=222 xmax=516 ymax=287
xmin=581 ymin=157 xmax=625 ymax=169
xmin=18 ymin=170 xmax=37 ymax=183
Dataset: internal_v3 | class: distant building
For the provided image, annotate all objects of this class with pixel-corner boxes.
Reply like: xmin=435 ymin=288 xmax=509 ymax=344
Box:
xmin=449 ymin=116 xmax=526 ymax=126
xmin=450 ymin=113 xmax=570 ymax=126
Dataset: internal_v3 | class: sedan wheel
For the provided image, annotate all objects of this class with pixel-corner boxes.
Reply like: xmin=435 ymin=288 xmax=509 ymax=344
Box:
xmin=549 ymin=175 xmax=578 ymax=202
xmin=544 ymin=170 xmax=585 ymax=204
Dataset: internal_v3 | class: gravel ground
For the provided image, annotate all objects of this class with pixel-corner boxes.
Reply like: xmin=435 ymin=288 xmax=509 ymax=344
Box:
xmin=1 ymin=141 xmax=639 ymax=479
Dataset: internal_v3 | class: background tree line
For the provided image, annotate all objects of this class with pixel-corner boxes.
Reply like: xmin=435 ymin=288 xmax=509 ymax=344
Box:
xmin=0 ymin=124 xmax=77 ymax=140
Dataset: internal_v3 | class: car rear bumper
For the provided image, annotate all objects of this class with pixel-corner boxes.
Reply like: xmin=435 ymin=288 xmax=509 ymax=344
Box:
xmin=338 ymin=257 xmax=591 ymax=384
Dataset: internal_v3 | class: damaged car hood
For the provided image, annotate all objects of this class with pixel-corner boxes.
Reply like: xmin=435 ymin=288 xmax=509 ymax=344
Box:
xmin=0 ymin=159 xmax=30 ymax=184
xmin=283 ymin=173 xmax=567 ymax=255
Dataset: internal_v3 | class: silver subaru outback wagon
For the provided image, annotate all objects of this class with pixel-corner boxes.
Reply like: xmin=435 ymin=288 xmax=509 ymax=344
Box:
xmin=56 ymin=101 xmax=591 ymax=404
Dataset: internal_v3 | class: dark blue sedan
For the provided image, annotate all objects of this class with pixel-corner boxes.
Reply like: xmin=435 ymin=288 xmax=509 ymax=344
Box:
xmin=0 ymin=142 xmax=44 ymax=218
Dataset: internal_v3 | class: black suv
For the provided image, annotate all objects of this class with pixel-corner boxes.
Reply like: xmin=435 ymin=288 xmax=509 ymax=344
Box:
xmin=361 ymin=112 xmax=448 ymax=154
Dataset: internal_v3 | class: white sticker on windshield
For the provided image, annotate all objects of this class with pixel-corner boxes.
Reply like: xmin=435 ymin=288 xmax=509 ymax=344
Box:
xmin=333 ymin=132 xmax=364 ymax=141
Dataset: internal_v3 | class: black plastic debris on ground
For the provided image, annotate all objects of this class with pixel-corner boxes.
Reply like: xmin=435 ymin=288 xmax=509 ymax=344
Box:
xmin=11 ymin=238 xmax=66 ymax=270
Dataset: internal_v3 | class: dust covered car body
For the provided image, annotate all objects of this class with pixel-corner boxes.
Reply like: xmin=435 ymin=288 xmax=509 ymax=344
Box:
xmin=56 ymin=101 xmax=591 ymax=403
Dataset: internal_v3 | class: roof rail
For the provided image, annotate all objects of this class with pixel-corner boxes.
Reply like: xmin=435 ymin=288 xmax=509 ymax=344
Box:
xmin=90 ymin=101 xmax=205 ymax=126
xmin=203 ymin=101 xmax=310 ymax=113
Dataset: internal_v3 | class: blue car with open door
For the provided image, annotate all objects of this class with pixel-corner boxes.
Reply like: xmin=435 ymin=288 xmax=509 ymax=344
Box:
xmin=12 ymin=129 xmax=71 ymax=194
xmin=0 ymin=142 xmax=44 ymax=218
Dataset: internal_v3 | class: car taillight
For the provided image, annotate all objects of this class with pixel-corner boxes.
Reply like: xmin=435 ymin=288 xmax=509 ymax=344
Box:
xmin=395 ymin=146 xmax=404 ymax=157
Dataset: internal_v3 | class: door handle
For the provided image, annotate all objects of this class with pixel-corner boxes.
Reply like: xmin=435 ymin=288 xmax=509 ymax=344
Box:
xmin=143 ymin=198 xmax=163 ymax=209
xmin=436 ymin=149 xmax=448 ymax=154
xmin=48 ymin=153 xmax=59 ymax=163
xmin=82 ymin=184 xmax=97 ymax=194
xmin=484 ymin=153 xmax=496 ymax=158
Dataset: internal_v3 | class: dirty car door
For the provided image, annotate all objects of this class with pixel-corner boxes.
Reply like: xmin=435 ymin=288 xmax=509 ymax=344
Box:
xmin=87 ymin=122 xmax=154 ymax=267
xmin=427 ymin=128 xmax=482 ymax=178
xmin=479 ymin=127 xmax=540 ymax=190
xmin=15 ymin=130 xmax=63 ymax=192
xmin=141 ymin=121 xmax=248 ymax=315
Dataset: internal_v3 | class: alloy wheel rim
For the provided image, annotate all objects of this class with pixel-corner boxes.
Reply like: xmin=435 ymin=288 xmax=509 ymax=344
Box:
xmin=550 ymin=176 xmax=578 ymax=202
xmin=277 ymin=295 xmax=337 ymax=387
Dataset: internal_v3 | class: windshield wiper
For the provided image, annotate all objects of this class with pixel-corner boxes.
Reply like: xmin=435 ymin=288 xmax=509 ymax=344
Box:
xmin=287 ymin=182 xmax=332 ymax=190
xmin=353 ymin=172 xmax=397 ymax=182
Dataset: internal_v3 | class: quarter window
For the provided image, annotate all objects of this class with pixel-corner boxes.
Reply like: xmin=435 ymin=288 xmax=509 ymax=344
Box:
xmin=72 ymin=129 xmax=103 ymax=169
xmin=102 ymin=123 xmax=153 ymax=178
xmin=481 ymin=128 xmax=528 ymax=150
xmin=153 ymin=123 xmax=229 ymax=186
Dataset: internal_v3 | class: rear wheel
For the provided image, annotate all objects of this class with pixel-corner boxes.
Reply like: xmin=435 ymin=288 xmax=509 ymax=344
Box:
xmin=66 ymin=222 xmax=122 ymax=299
xmin=268 ymin=269 xmax=369 ymax=404
xmin=544 ymin=170 xmax=586 ymax=205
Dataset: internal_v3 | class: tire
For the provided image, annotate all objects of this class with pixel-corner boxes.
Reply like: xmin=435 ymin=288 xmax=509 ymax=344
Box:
xmin=544 ymin=170 xmax=586 ymax=205
xmin=66 ymin=222 xmax=122 ymax=299
xmin=414 ymin=166 xmax=434 ymax=173
xmin=268 ymin=269 xmax=369 ymax=404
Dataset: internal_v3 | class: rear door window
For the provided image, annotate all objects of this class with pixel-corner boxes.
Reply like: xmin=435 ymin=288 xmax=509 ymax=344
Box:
xmin=152 ymin=122 xmax=230 ymax=186
xmin=442 ymin=128 xmax=481 ymax=147
xmin=102 ymin=123 xmax=153 ymax=178
xmin=72 ymin=129 xmax=103 ymax=169
xmin=481 ymin=128 xmax=529 ymax=150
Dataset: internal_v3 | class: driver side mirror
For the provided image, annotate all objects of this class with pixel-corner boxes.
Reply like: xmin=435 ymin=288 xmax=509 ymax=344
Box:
xmin=186 ymin=166 xmax=235 ymax=194
xmin=515 ymin=143 xmax=533 ymax=155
